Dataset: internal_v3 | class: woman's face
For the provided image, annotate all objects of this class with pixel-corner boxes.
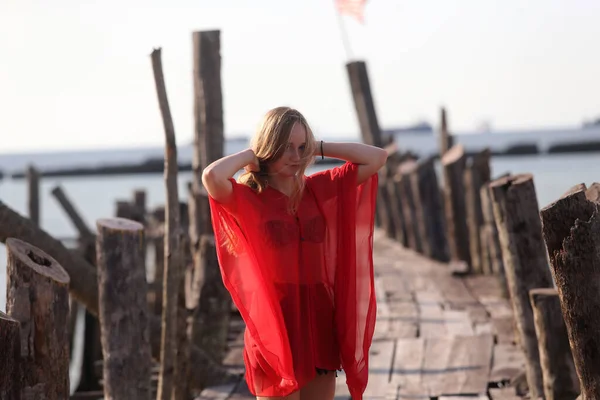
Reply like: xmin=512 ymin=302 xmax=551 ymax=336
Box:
xmin=267 ymin=123 xmax=309 ymax=178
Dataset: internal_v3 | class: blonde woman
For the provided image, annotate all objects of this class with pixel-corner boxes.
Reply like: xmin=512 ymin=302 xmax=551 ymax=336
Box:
xmin=203 ymin=107 xmax=387 ymax=400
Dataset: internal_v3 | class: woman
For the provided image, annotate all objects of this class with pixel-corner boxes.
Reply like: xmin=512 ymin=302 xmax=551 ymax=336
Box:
xmin=203 ymin=106 xmax=387 ymax=400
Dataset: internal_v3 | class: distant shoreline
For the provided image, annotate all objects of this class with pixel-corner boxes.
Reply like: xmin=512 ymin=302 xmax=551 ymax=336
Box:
xmin=6 ymin=140 xmax=600 ymax=180
xmin=8 ymin=157 xmax=345 ymax=179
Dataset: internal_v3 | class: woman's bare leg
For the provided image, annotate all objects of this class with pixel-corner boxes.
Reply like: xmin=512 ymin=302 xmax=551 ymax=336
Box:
xmin=300 ymin=372 xmax=336 ymax=400
xmin=255 ymin=371 xmax=335 ymax=400
xmin=257 ymin=391 xmax=300 ymax=400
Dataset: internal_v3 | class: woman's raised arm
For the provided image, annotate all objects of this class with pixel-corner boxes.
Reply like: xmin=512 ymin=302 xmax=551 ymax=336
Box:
xmin=320 ymin=141 xmax=388 ymax=184
xmin=202 ymin=149 xmax=258 ymax=203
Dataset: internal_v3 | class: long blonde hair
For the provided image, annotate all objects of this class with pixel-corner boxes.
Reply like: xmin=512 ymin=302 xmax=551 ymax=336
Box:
xmin=239 ymin=107 xmax=317 ymax=213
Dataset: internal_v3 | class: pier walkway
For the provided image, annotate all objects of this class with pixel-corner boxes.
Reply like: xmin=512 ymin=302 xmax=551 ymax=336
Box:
xmin=198 ymin=229 xmax=527 ymax=400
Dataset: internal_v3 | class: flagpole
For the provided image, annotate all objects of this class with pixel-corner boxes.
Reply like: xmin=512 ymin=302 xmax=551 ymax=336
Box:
xmin=334 ymin=5 xmax=353 ymax=61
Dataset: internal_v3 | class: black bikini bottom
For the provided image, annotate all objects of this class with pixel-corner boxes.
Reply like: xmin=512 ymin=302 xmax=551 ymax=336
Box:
xmin=315 ymin=368 xmax=340 ymax=377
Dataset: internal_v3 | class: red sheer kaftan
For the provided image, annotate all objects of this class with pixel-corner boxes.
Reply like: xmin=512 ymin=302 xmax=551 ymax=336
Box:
xmin=208 ymin=162 xmax=378 ymax=399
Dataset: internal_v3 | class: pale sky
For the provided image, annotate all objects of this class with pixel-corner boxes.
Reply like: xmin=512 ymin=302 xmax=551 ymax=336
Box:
xmin=2 ymin=0 xmax=600 ymax=153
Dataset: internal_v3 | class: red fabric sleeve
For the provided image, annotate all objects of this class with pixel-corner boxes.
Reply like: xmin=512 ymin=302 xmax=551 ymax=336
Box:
xmin=208 ymin=179 xmax=297 ymax=394
xmin=307 ymin=162 xmax=378 ymax=400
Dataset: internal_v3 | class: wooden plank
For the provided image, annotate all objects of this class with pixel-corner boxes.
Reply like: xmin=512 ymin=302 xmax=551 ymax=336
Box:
xmin=430 ymin=272 xmax=489 ymax=325
xmin=415 ymin=290 xmax=447 ymax=338
xmin=489 ymin=343 xmax=526 ymax=384
xmin=436 ymin=334 xmax=494 ymax=396
xmin=443 ymin=310 xmax=474 ymax=336
xmin=380 ymin=273 xmax=412 ymax=302
xmin=473 ymin=294 xmax=515 ymax=344
xmin=422 ymin=334 xmax=493 ymax=397
xmin=420 ymin=335 xmax=454 ymax=396
xmin=368 ymin=229 xmax=530 ymax=399
xmin=363 ymin=339 xmax=395 ymax=399
xmin=489 ymin=387 xmax=522 ymax=400
xmin=474 ymin=321 xmax=494 ymax=336
xmin=391 ymin=338 xmax=427 ymax=399
xmin=478 ymin=296 xmax=513 ymax=319
xmin=464 ymin=275 xmax=505 ymax=300
xmin=374 ymin=276 xmax=392 ymax=339
xmin=491 ymin=316 xmax=517 ymax=345
xmin=432 ymin=272 xmax=479 ymax=308
xmin=197 ymin=383 xmax=237 ymax=400
xmin=388 ymin=299 xmax=418 ymax=339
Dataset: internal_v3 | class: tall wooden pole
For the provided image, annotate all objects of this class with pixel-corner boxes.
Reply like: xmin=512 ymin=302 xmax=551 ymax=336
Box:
xmin=151 ymin=47 xmax=186 ymax=400
xmin=191 ymin=29 xmax=223 ymax=236
xmin=189 ymin=28 xmax=224 ymax=320
xmin=346 ymin=60 xmax=387 ymax=230
xmin=345 ymin=61 xmax=383 ymax=148
xmin=193 ymin=30 xmax=224 ymax=174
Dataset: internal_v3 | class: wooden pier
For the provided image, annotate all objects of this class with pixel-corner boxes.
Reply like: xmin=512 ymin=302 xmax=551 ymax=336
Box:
xmin=197 ymin=229 xmax=527 ymax=400
xmin=0 ymin=28 xmax=591 ymax=400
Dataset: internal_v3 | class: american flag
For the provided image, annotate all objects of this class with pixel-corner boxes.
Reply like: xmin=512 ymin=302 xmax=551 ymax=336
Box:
xmin=335 ymin=0 xmax=367 ymax=23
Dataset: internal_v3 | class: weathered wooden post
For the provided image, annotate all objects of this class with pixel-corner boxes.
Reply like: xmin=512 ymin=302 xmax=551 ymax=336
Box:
xmin=529 ymin=288 xmax=580 ymax=400
xmin=0 ymin=201 xmax=98 ymax=312
xmin=441 ymin=144 xmax=471 ymax=267
xmin=192 ymin=29 xmax=224 ymax=175
xmin=194 ymin=235 xmax=232 ymax=362
xmin=585 ymin=182 xmax=600 ymax=202
xmin=0 ymin=310 xmax=21 ymax=400
xmin=26 ymin=165 xmax=40 ymax=226
xmin=397 ymin=160 xmax=423 ymax=253
xmin=346 ymin=60 xmax=387 ymax=230
xmin=188 ymin=32 xmax=226 ymax=380
xmin=133 ymin=189 xmax=147 ymax=224
xmin=346 ymin=61 xmax=383 ymax=148
xmin=540 ymin=189 xmax=600 ymax=399
xmin=409 ymin=156 xmax=448 ymax=261
xmin=438 ymin=106 xmax=453 ymax=158
xmin=400 ymin=162 xmax=429 ymax=256
xmin=480 ymin=177 xmax=509 ymax=297
xmin=115 ymin=200 xmax=134 ymax=219
xmin=189 ymin=28 xmax=223 ymax=244
xmin=189 ymin=29 xmax=236 ymax=382
xmin=489 ymin=174 xmax=554 ymax=399
xmin=50 ymin=184 xmax=102 ymax=392
xmin=377 ymin=169 xmax=397 ymax=239
xmin=95 ymin=218 xmax=151 ymax=399
xmin=6 ymin=238 xmax=70 ymax=399
xmin=386 ymin=172 xmax=407 ymax=246
xmin=464 ymin=149 xmax=491 ymax=273
xmin=151 ymin=47 xmax=187 ymax=400
xmin=51 ymin=185 xmax=95 ymax=241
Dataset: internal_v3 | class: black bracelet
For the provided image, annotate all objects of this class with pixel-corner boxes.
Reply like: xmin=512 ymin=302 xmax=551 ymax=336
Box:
xmin=320 ymin=140 xmax=324 ymax=160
